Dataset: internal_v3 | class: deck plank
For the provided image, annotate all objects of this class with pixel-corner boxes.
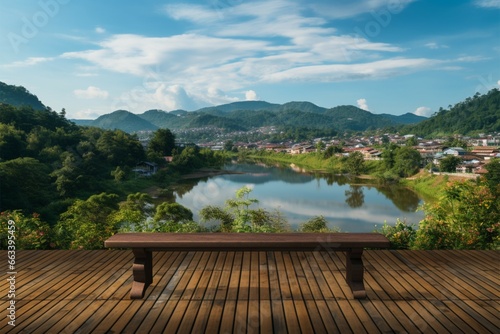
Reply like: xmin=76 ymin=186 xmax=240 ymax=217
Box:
xmin=0 ymin=249 xmax=498 ymax=333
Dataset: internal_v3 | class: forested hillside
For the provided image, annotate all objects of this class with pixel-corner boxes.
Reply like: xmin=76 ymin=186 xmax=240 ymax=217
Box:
xmin=402 ymin=89 xmax=500 ymax=137
xmin=0 ymin=82 xmax=46 ymax=110
xmin=73 ymin=101 xmax=427 ymax=134
xmin=0 ymin=103 xmax=146 ymax=223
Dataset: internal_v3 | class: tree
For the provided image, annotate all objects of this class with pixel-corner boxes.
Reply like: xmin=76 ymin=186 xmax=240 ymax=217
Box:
xmin=0 ymin=211 xmax=51 ymax=249
xmin=154 ymin=202 xmax=193 ymax=223
xmin=414 ymin=180 xmax=499 ymax=250
xmin=484 ymin=158 xmax=500 ymax=195
xmin=224 ymin=140 xmax=234 ymax=151
xmin=345 ymin=185 xmax=365 ymax=208
xmin=111 ymin=193 xmax=155 ymax=232
xmin=298 ymin=216 xmax=339 ymax=232
xmin=0 ymin=123 xmax=26 ymax=161
xmin=439 ymin=155 xmax=461 ymax=173
xmin=147 ymin=128 xmax=176 ymax=159
xmin=55 ymin=193 xmax=119 ymax=249
xmin=382 ymin=143 xmax=399 ymax=169
xmin=199 ymin=186 xmax=289 ymax=232
xmin=345 ymin=151 xmax=365 ymax=175
xmin=51 ymin=152 xmax=84 ymax=197
xmin=316 ymin=140 xmax=325 ymax=153
xmin=111 ymin=166 xmax=126 ymax=182
xmin=405 ymin=136 xmax=418 ymax=147
xmin=392 ymin=147 xmax=421 ymax=177
xmin=96 ymin=130 xmax=145 ymax=166
xmin=0 ymin=157 xmax=53 ymax=212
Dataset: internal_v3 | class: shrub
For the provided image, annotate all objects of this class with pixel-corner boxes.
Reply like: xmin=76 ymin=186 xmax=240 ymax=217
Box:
xmin=0 ymin=211 xmax=51 ymax=249
xmin=377 ymin=219 xmax=416 ymax=249
xmin=413 ymin=180 xmax=499 ymax=250
xmin=299 ymin=216 xmax=340 ymax=233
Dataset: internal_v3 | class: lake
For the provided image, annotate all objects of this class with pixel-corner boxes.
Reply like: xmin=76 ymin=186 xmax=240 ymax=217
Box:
xmin=172 ymin=162 xmax=424 ymax=232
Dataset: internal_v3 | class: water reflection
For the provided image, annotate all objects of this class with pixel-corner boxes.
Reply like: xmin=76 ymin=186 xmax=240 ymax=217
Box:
xmin=169 ymin=162 xmax=424 ymax=232
xmin=345 ymin=186 xmax=365 ymax=208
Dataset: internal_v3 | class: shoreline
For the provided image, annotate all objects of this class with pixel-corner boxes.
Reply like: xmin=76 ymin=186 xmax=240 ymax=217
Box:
xmin=180 ymin=168 xmax=245 ymax=180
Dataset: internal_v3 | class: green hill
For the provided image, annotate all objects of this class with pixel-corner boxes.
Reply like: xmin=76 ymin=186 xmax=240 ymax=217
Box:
xmin=92 ymin=110 xmax=158 ymax=132
xmin=196 ymin=101 xmax=280 ymax=113
xmin=0 ymin=81 xmax=46 ymax=110
xmin=278 ymin=101 xmax=327 ymax=114
xmin=402 ymin=89 xmax=500 ymax=137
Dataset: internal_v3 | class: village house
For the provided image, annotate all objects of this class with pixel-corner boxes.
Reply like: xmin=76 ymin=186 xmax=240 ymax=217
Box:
xmin=470 ymin=146 xmax=500 ymax=159
xmin=344 ymin=146 xmax=382 ymax=160
xmin=443 ymin=147 xmax=467 ymax=156
xmin=133 ymin=161 xmax=158 ymax=176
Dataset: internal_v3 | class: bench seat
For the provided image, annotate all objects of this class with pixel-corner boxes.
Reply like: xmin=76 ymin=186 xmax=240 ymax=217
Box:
xmin=104 ymin=232 xmax=389 ymax=299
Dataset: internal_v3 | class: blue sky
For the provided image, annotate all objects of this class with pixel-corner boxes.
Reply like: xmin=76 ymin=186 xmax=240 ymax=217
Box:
xmin=0 ymin=0 xmax=499 ymax=119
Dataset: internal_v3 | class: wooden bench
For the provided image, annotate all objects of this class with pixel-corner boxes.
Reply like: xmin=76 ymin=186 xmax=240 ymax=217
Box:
xmin=104 ymin=232 xmax=389 ymax=300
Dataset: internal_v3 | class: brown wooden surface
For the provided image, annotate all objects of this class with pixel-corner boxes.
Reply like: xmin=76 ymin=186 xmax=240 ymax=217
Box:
xmin=104 ymin=232 xmax=390 ymax=250
xmin=1 ymin=249 xmax=499 ymax=333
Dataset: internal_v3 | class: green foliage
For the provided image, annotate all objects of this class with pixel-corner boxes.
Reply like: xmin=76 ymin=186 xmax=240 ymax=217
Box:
xmin=0 ymin=123 xmax=26 ymax=161
xmin=112 ymin=193 xmax=203 ymax=233
xmin=403 ymin=89 xmax=500 ymax=136
xmin=147 ymin=128 xmax=176 ymax=159
xmin=171 ymin=146 xmax=226 ymax=172
xmin=484 ymin=159 xmax=500 ymax=195
xmin=224 ymin=140 xmax=234 ymax=151
xmin=377 ymin=219 xmax=416 ymax=249
xmin=392 ymin=146 xmax=421 ymax=177
xmin=413 ymin=180 xmax=500 ymax=250
xmin=345 ymin=151 xmax=365 ymax=175
xmin=154 ymin=202 xmax=193 ymax=223
xmin=111 ymin=166 xmax=126 ymax=182
xmin=0 ymin=82 xmax=46 ymax=110
xmin=54 ymin=193 xmax=119 ymax=249
xmin=0 ymin=103 xmax=146 ymax=219
xmin=0 ymin=211 xmax=51 ymax=249
xmin=199 ymin=186 xmax=290 ymax=232
xmin=0 ymin=158 xmax=54 ymax=212
xmin=299 ymin=216 xmax=340 ymax=233
xmin=439 ymin=155 xmax=462 ymax=172
xmin=111 ymin=192 xmax=154 ymax=232
xmin=405 ymin=136 xmax=418 ymax=146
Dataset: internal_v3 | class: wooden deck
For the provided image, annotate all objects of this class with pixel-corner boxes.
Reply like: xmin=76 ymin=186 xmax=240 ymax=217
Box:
xmin=1 ymin=249 xmax=498 ymax=333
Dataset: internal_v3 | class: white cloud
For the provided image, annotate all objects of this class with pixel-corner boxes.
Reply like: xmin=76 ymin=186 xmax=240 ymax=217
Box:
xmin=263 ymin=58 xmax=443 ymax=82
xmin=5 ymin=57 xmax=54 ymax=67
xmin=307 ymin=0 xmax=416 ymax=19
xmin=74 ymin=86 xmax=109 ymax=99
xmin=497 ymin=80 xmax=500 ymax=86
xmin=57 ymin=1 xmax=450 ymax=111
xmin=164 ymin=4 xmax=221 ymax=23
xmin=95 ymin=27 xmax=106 ymax=34
xmin=425 ymin=42 xmax=448 ymax=49
xmin=474 ymin=0 xmax=500 ymax=8
xmin=414 ymin=106 xmax=433 ymax=117
xmin=357 ymin=98 xmax=369 ymax=110
xmin=456 ymin=55 xmax=489 ymax=62
xmin=245 ymin=90 xmax=258 ymax=101
xmin=72 ymin=108 xmax=104 ymax=119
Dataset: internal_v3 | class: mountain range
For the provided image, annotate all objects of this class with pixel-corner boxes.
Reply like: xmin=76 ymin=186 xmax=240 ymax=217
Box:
xmin=2 ymin=80 xmax=498 ymax=137
xmin=71 ymin=101 xmax=426 ymax=133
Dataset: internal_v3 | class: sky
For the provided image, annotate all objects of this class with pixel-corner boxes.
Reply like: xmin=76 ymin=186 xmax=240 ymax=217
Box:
xmin=0 ymin=0 xmax=499 ymax=119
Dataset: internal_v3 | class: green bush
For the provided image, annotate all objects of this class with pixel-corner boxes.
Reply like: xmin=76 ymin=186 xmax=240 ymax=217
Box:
xmin=299 ymin=216 xmax=340 ymax=233
xmin=413 ymin=180 xmax=499 ymax=250
xmin=0 ymin=211 xmax=51 ymax=249
xmin=377 ymin=219 xmax=416 ymax=249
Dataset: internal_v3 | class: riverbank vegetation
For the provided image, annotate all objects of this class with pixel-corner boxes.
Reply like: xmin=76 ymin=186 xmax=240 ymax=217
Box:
xmin=1 ymin=103 xmax=498 ymax=251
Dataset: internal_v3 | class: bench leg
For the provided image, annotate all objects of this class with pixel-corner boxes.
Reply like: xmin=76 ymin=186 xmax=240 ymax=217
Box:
xmin=131 ymin=248 xmax=153 ymax=299
xmin=345 ymin=248 xmax=366 ymax=299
